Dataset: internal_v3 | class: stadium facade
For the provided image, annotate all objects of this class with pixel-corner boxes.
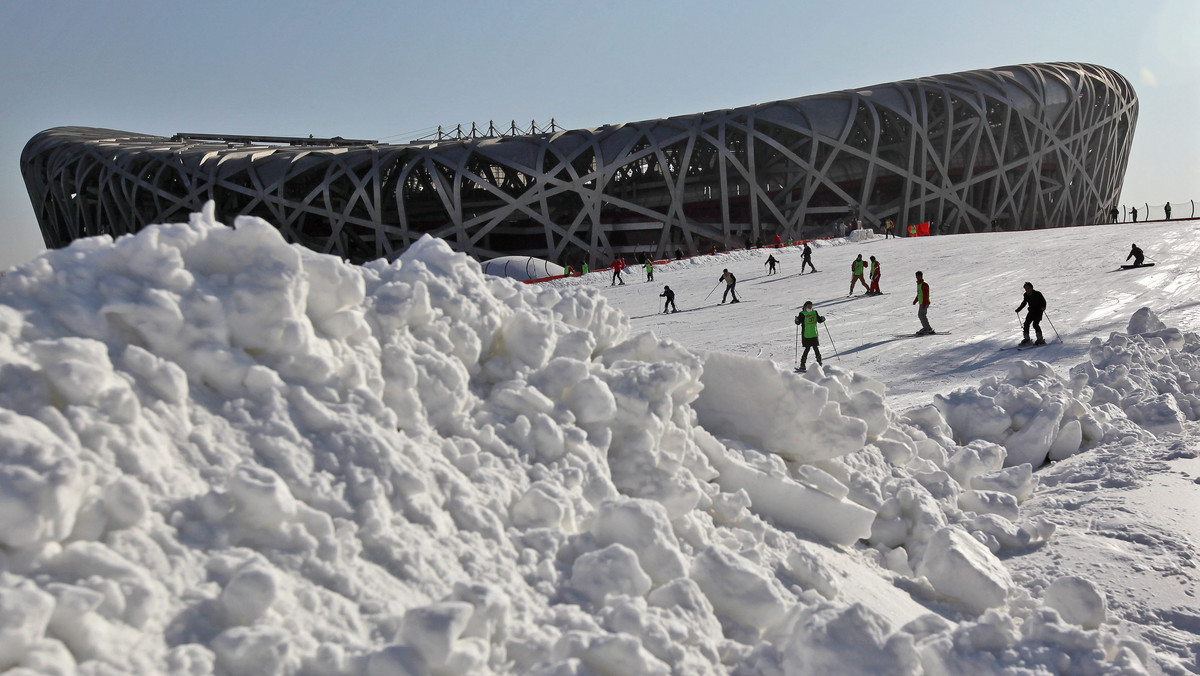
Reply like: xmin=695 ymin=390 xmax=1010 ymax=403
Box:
xmin=21 ymin=62 xmax=1137 ymax=266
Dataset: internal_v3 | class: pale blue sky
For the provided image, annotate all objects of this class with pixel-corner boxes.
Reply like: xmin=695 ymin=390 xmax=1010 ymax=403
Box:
xmin=2 ymin=0 xmax=1197 ymax=269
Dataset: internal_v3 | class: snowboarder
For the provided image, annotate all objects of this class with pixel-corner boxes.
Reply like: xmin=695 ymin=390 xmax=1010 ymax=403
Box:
xmin=867 ymin=256 xmax=882 ymax=295
xmin=660 ymin=285 xmax=677 ymax=313
xmin=765 ymin=254 xmax=779 ymax=275
xmin=794 ymin=301 xmax=825 ymax=371
xmin=611 ymin=258 xmax=626 ymax=285
xmin=719 ymin=269 xmax=740 ymax=304
xmin=1127 ymin=243 xmax=1145 ymax=267
xmin=1015 ymin=282 xmax=1046 ymax=346
xmin=644 ymin=259 xmax=654 ymax=282
xmin=913 ymin=271 xmax=935 ymax=335
xmin=849 ymin=254 xmax=868 ymax=295
xmin=800 ymin=243 xmax=816 ymax=274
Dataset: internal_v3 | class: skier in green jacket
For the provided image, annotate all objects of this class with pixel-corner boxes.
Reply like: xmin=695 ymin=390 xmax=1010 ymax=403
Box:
xmin=794 ymin=301 xmax=825 ymax=371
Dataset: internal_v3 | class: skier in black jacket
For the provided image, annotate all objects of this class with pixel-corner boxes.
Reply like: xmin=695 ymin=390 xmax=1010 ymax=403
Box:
xmin=1127 ymin=243 xmax=1145 ymax=267
xmin=1015 ymin=282 xmax=1047 ymax=346
xmin=660 ymin=285 xmax=677 ymax=313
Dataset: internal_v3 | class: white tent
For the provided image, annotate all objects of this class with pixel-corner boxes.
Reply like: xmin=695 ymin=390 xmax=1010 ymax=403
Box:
xmin=479 ymin=256 xmax=565 ymax=281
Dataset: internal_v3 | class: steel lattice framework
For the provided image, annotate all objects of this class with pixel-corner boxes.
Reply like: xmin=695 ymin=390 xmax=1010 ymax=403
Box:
xmin=22 ymin=62 xmax=1136 ymax=266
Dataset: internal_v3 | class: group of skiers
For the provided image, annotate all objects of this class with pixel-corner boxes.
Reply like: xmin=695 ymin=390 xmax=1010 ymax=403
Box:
xmin=848 ymin=254 xmax=883 ymax=296
xmin=606 ymin=256 xmax=661 ymax=286
xmin=764 ymin=242 xmax=818 ymax=275
xmin=596 ymin=232 xmax=1126 ymax=356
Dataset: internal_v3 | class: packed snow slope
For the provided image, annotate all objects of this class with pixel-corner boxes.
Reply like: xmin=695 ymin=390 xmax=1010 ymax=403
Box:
xmin=572 ymin=220 xmax=1200 ymax=412
xmin=0 ymin=205 xmax=1197 ymax=675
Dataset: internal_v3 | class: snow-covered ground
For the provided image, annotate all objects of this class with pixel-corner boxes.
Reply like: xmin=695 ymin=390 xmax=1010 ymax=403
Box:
xmin=0 ymin=205 xmax=1197 ymax=675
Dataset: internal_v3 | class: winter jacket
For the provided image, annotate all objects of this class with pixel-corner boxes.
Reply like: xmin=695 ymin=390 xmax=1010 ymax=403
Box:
xmin=795 ymin=309 xmax=825 ymax=339
xmin=914 ymin=281 xmax=930 ymax=306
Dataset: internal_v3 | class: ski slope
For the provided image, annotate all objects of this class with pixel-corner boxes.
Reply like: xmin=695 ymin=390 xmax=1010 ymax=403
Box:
xmin=0 ymin=208 xmax=1198 ymax=675
xmin=566 ymin=219 xmax=1200 ymax=411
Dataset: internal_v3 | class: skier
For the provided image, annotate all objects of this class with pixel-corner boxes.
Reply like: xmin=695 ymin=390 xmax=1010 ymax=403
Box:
xmin=913 ymin=271 xmax=935 ymax=335
xmin=644 ymin=259 xmax=654 ymax=282
xmin=867 ymin=256 xmax=882 ymax=295
xmin=1015 ymin=281 xmax=1046 ymax=346
xmin=660 ymin=285 xmax=677 ymax=313
xmin=765 ymin=254 xmax=779 ymax=275
xmin=719 ymin=269 xmax=740 ymax=304
xmin=611 ymin=258 xmax=626 ymax=285
xmin=1127 ymin=243 xmax=1145 ymax=267
xmin=800 ymin=243 xmax=817 ymax=274
xmin=849 ymin=254 xmax=868 ymax=295
xmin=794 ymin=301 xmax=825 ymax=372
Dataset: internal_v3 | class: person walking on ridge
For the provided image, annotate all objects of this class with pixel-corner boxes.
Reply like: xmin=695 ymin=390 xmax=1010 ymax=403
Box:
xmin=719 ymin=269 xmax=740 ymax=304
xmin=849 ymin=254 xmax=868 ymax=296
xmin=800 ymin=243 xmax=816 ymax=274
xmin=660 ymin=285 xmax=677 ymax=313
xmin=765 ymin=254 xmax=779 ymax=275
xmin=1015 ymin=282 xmax=1046 ymax=346
xmin=1127 ymin=243 xmax=1145 ymax=267
xmin=867 ymin=255 xmax=882 ymax=295
xmin=913 ymin=271 xmax=935 ymax=335
xmin=794 ymin=301 xmax=825 ymax=372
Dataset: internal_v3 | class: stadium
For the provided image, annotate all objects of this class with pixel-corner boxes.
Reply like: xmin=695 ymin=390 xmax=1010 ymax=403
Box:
xmin=21 ymin=62 xmax=1137 ymax=267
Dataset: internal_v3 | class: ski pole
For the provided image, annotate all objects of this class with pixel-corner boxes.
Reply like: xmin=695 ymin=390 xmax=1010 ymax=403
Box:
xmin=1044 ymin=311 xmax=1062 ymax=343
xmin=1015 ymin=309 xmax=1025 ymax=336
xmin=822 ymin=322 xmax=841 ymax=361
xmin=704 ymin=280 xmax=723 ymax=301
xmin=794 ymin=322 xmax=799 ymax=368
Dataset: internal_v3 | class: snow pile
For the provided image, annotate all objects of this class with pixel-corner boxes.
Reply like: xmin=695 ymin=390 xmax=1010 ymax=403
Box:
xmin=933 ymin=306 xmax=1200 ymax=468
xmin=0 ymin=207 xmax=1166 ymax=674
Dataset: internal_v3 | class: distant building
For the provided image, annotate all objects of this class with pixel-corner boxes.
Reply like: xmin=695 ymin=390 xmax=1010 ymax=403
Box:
xmin=22 ymin=62 xmax=1137 ymax=266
